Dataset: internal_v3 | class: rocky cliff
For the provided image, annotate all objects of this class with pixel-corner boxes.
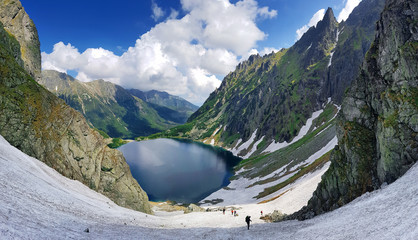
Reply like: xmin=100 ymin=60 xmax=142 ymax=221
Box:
xmin=0 ymin=0 xmax=41 ymax=82
xmin=325 ymin=0 xmax=386 ymax=103
xmin=292 ymin=0 xmax=417 ymax=220
xmin=0 ymin=1 xmax=151 ymax=213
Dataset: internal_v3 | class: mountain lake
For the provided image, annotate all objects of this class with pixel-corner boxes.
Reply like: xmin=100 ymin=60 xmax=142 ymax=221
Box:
xmin=118 ymin=138 xmax=242 ymax=204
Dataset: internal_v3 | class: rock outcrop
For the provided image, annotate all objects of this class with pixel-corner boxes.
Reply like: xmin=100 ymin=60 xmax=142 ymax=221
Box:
xmin=0 ymin=0 xmax=41 ymax=82
xmin=292 ymin=0 xmax=417 ymax=220
xmin=0 ymin=1 xmax=151 ymax=213
xmin=325 ymin=0 xmax=386 ymax=103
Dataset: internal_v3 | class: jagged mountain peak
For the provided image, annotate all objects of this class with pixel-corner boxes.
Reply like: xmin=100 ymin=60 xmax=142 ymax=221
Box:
xmin=164 ymin=0 xmax=386 ymax=160
xmin=292 ymin=0 xmax=418 ymax=220
xmin=0 ymin=0 xmax=41 ymax=82
xmin=322 ymin=7 xmax=336 ymax=25
xmin=293 ymin=7 xmax=338 ymax=68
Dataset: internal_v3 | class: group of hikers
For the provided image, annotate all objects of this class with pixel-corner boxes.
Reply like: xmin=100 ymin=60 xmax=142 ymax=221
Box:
xmin=221 ymin=208 xmax=263 ymax=230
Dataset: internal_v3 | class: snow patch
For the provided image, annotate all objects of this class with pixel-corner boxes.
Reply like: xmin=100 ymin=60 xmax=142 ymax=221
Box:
xmin=231 ymin=129 xmax=258 ymax=158
xmin=289 ymin=136 xmax=337 ymax=172
xmin=205 ymin=136 xmax=337 ymax=206
xmin=211 ymin=125 xmax=222 ymax=137
xmin=328 ymin=51 xmax=335 ymax=67
xmin=328 ymin=29 xmax=341 ymax=67
xmin=243 ymin=136 xmax=264 ymax=159
xmin=263 ymin=109 xmax=323 ymax=154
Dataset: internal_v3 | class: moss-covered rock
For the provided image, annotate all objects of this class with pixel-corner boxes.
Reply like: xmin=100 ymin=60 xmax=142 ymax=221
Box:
xmin=0 ymin=0 xmax=152 ymax=214
xmin=291 ymin=0 xmax=418 ymax=220
xmin=0 ymin=0 xmax=41 ymax=82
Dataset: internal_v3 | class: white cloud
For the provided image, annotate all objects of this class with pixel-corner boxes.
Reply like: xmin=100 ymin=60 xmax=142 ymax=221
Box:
xmin=257 ymin=6 xmax=277 ymax=19
xmin=337 ymin=0 xmax=361 ymax=22
xmin=168 ymin=8 xmax=179 ymax=19
xmin=239 ymin=47 xmax=279 ymax=63
xmin=295 ymin=9 xmax=326 ymax=40
xmin=151 ymin=0 xmax=165 ymax=21
xmin=259 ymin=47 xmax=279 ymax=56
xmin=42 ymin=0 xmax=276 ymax=105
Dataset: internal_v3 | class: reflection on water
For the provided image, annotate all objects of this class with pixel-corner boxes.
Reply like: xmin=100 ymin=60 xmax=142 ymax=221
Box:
xmin=118 ymin=138 xmax=241 ymax=203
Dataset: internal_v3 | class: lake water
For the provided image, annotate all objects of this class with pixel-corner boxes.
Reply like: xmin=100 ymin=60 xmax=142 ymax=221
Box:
xmin=118 ymin=138 xmax=241 ymax=203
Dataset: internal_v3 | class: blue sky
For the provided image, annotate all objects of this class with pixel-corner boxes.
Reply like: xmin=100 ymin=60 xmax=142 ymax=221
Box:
xmin=21 ymin=0 xmax=360 ymax=105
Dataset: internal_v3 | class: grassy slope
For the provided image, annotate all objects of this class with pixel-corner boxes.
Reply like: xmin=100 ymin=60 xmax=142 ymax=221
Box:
xmin=41 ymin=71 xmax=178 ymax=139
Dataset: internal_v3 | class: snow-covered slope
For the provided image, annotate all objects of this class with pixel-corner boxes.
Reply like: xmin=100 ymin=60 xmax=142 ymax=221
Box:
xmin=1 ymin=135 xmax=417 ymax=239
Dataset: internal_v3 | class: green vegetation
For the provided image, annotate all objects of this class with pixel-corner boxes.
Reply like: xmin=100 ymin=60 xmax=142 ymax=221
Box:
xmin=94 ymin=128 xmax=110 ymax=139
xmin=255 ymin=150 xmax=333 ymax=199
xmin=107 ymin=138 xmax=128 ymax=149
xmin=383 ymin=110 xmax=399 ymax=128
xmin=40 ymin=71 xmax=198 ymax=139
xmin=101 ymin=166 xmax=113 ymax=172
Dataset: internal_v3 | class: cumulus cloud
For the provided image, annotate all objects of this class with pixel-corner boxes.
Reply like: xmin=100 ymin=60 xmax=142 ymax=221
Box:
xmin=295 ymin=9 xmax=325 ymax=40
xmin=257 ymin=6 xmax=277 ymax=19
xmin=337 ymin=0 xmax=361 ymax=22
xmin=151 ymin=0 xmax=165 ymax=21
xmin=168 ymin=8 xmax=179 ymax=19
xmin=42 ymin=0 xmax=276 ymax=105
xmin=239 ymin=47 xmax=279 ymax=64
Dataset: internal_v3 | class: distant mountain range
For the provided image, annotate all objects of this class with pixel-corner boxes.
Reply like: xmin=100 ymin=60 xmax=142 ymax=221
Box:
xmin=40 ymin=70 xmax=198 ymax=139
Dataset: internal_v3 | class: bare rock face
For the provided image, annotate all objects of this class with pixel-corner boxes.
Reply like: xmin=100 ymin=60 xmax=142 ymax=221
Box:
xmin=292 ymin=0 xmax=417 ymax=220
xmin=0 ymin=0 xmax=41 ymax=82
xmin=0 ymin=1 xmax=152 ymax=213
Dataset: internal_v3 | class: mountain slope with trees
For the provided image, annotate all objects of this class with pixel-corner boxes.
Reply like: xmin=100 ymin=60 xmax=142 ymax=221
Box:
xmin=40 ymin=70 xmax=198 ymax=138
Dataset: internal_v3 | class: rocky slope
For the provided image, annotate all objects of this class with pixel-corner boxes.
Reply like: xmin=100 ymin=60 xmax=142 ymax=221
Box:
xmin=153 ymin=0 xmax=385 ymax=159
xmin=0 ymin=0 xmax=41 ymax=82
xmin=40 ymin=70 xmax=194 ymax=138
xmin=292 ymin=0 xmax=418 ymax=220
xmin=324 ymin=0 xmax=386 ymax=103
xmin=0 ymin=1 xmax=151 ymax=213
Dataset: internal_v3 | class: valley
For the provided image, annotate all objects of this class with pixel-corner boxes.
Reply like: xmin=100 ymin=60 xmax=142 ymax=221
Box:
xmin=1 ymin=134 xmax=417 ymax=239
xmin=0 ymin=0 xmax=416 ymax=238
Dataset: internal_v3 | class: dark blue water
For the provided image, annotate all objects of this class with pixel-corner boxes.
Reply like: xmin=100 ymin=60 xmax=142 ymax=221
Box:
xmin=118 ymin=138 xmax=241 ymax=203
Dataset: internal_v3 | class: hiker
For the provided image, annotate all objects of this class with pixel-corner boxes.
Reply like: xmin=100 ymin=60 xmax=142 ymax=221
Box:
xmin=231 ymin=209 xmax=234 ymax=215
xmin=261 ymin=210 xmax=263 ymax=216
xmin=245 ymin=216 xmax=252 ymax=230
xmin=234 ymin=210 xmax=237 ymax=216
xmin=223 ymin=208 xmax=225 ymax=215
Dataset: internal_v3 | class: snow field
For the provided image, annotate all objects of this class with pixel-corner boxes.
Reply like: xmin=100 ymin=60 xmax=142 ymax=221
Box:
xmin=1 ymin=135 xmax=417 ymax=239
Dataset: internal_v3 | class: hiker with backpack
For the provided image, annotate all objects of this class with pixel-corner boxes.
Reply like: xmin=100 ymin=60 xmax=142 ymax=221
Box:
xmin=245 ymin=216 xmax=252 ymax=230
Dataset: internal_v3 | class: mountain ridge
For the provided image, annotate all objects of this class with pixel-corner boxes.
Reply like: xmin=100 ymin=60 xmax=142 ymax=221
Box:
xmin=40 ymin=69 xmax=197 ymax=138
xmin=151 ymin=0 xmax=385 ymax=160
